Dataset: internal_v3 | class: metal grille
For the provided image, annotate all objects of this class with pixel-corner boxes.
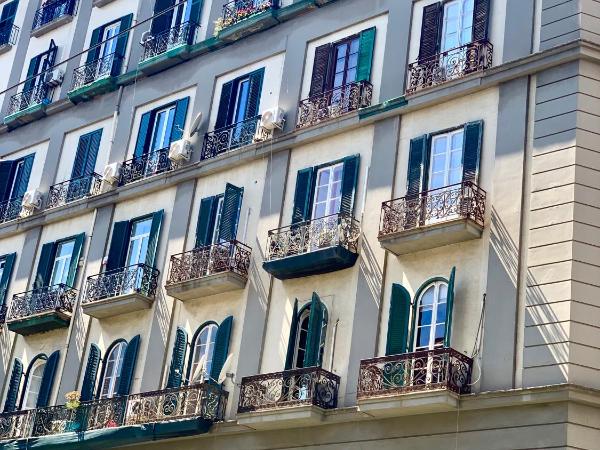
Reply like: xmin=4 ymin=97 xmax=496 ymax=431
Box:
xmin=7 ymin=84 xmax=53 ymax=116
xmin=84 ymin=264 xmax=160 ymax=304
xmin=201 ymin=115 xmax=265 ymax=161
xmin=141 ymin=21 xmax=199 ymax=61
xmin=0 ymin=197 xmax=23 ymax=224
xmin=47 ymin=173 xmax=103 ymax=210
xmin=119 ymin=148 xmax=172 ymax=186
xmin=0 ymin=410 xmax=31 ymax=440
xmin=220 ymin=0 xmax=276 ymax=29
xmin=7 ymin=284 xmax=76 ymax=322
xmin=71 ymin=53 xmax=121 ymax=91
xmin=32 ymin=0 xmax=77 ymax=31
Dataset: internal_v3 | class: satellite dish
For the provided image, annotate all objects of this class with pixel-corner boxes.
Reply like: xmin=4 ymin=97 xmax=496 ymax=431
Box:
xmin=139 ymin=31 xmax=152 ymax=45
xmin=189 ymin=112 xmax=203 ymax=137
xmin=191 ymin=354 xmax=207 ymax=383
xmin=218 ymin=354 xmax=234 ymax=384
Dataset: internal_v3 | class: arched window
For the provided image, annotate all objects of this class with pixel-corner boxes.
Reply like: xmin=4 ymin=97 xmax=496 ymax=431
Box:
xmin=22 ymin=356 xmax=47 ymax=409
xmin=414 ymin=280 xmax=448 ymax=351
xmin=188 ymin=323 xmax=218 ymax=383
xmin=292 ymin=302 xmax=328 ymax=369
xmin=99 ymin=340 xmax=127 ymax=399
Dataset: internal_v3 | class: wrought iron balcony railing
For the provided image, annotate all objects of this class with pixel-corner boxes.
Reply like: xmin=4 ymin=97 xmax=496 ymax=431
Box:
xmin=84 ymin=264 xmax=160 ymax=304
xmin=7 ymin=284 xmax=76 ymax=322
xmin=32 ymin=0 xmax=77 ymax=31
xmin=266 ymin=213 xmax=360 ymax=262
xmin=0 ymin=197 xmax=23 ymax=224
xmin=47 ymin=173 xmax=103 ymax=210
xmin=201 ymin=115 xmax=266 ymax=161
xmin=297 ymin=80 xmax=373 ymax=129
xmin=71 ymin=53 xmax=122 ymax=91
xmin=0 ymin=304 xmax=7 ymax=324
xmin=0 ymin=24 xmax=19 ymax=47
xmin=357 ymin=348 xmax=473 ymax=399
xmin=407 ymin=39 xmax=493 ymax=94
xmin=237 ymin=367 xmax=339 ymax=413
xmin=119 ymin=148 xmax=172 ymax=186
xmin=0 ymin=410 xmax=31 ymax=441
xmin=7 ymin=84 xmax=53 ymax=116
xmin=141 ymin=21 xmax=199 ymax=61
xmin=379 ymin=181 xmax=486 ymax=237
xmin=219 ymin=0 xmax=277 ymax=30
xmin=167 ymin=240 xmax=252 ymax=286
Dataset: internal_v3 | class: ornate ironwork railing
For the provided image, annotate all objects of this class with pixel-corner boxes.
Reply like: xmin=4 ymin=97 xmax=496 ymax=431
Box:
xmin=407 ymin=40 xmax=493 ymax=94
xmin=0 ymin=410 xmax=31 ymax=440
xmin=0 ymin=24 xmax=19 ymax=47
xmin=47 ymin=173 xmax=103 ymax=209
xmin=238 ymin=367 xmax=339 ymax=413
xmin=7 ymin=284 xmax=76 ymax=322
xmin=297 ymin=81 xmax=373 ymax=129
xmin=0 ymin=304 xmax=7 ymax=324
xmin=266 ymin=213 xmax=360 ymax=262
xmin=201 ymin=115 xmax=266 ymax=161
xmin=32 ymin=0 xmax=77 ymax=31
xmin=167 ymin=240 xmax=252 ymax=286
xmin=357 ymin=348 xmax=473 ymax=398
xmin=379 ymin=181 xmax=486 ymax=237
xmin=84 ymin=264 xmax=160 ymax=304
xmin=0 ymin=197 xmax=23 ymax=224
xmin=219 ymin=0 xmax=277 ymax=30
xmin=141 ymin=21 xmax=199 ymax=61
xmin=7 ymin=84 xmax=53 ymax=116
xmin=119 ymin=148 xmax=172 ymax=186
xmin=71 ymin=53 xmax=122 ymax=91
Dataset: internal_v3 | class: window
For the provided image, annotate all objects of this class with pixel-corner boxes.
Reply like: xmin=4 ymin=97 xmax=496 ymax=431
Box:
xmin=126 ymin=218 xmax=152 ymax=267
xmin=0 ymin=0 xmax=18 ymax=46
xmin=100 ymin=22 xmax=121 ymax=59
xmin=214 ymin=69 xmax=264 ymax=131
xmin=211 ymin=196 xmax=225 ymax=245
xmin=0 ymin=154 xmax=34 ymax=205
xmin=23 ymin=40 xmax=57 ymax=93
xmin=0 ymin=259 xmax=5 ymax=284
xmin=285 ymin=294 xmax=328 ymax=370
xmin=441 ymin=0 xmax=474 ymax=52
xmin=150 ymin=105 xmax=177 ymax=153
xmin=189 ymin=324 xmax=218 ymax=383
xmin=99 ymin=341 xmax=126 ymax=399
xmin=22 ymin=358 xmax=46 ymax=410
xmin=49 ymin=239 xmax=75 ymax=286
xmin=195 ymin=184 xmax=243 ymax=248
xmin=331 ymin=37 xmax=359 ymax=89
xmin=414 ymin=281 xmax=447 ymax=351
xmin=429 ymin=129 xmax=464 ymax=190
xmin=311 ymin=163 xmax=343 ymax=220
xmin=293 ymin=309 xmax=310 ymax=369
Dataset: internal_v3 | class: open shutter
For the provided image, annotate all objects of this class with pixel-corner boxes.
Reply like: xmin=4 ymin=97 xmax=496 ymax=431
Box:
xmin=85 ymin=129 xmax=102 ymax=176
xmin=145 ymin=210 xmax=164 ymax=268
xmin=0 ymin=253 xmax=16 ymax=306
xmin=106 ymin=221 xmax=130 ymax=272
xmin=23 ymin=55 xmax=40 ymax=92
xmin=195 ymin=197 xmax=216 ymax=248
xmin=215 ymin=81 xmax=234 ymax=129
xmin=386 ymin=284 xmax=412 ymax=356
xmin=3 ymin=359 xmax=22 ymax=412
xmin=406 ymin=135 xmax=429 ymax=197
xmin=170 ymin=97 xmax=190 ymax=142
xmin=309 ymin=44 xmax=332 ymax=98
xmin=13 ymin=154 xmax=34 ymax=199
xmin=418 ymin=2 xmax=443 ymax=61
xmin=117 ymin=335 xmax=140 ymax=396
xmin=36 ymin=351 xmax=60 ymax=408
xmin=81 ymin=344 xmax=101 ymax=402
xmin=356 ymin=27 xmax=376 ymax=82
xmin=134 ymin=112 xmax=153 ymax=158
xmin=284 ymin=299 xmax=299 ymax=370
xmin=444 ymin=267 xmax=456 ymax=347
xmin=66 ymin=233 xmax=85 ymax=287
xmin=112 ymin=14 xmax=133 ymax=76
xmin=210 ymin=316 xmax=233 ymax=382
xmin=0 ymin=161 xmax=14 ymax=201
xmin=303 ymin=292 xmax=325 ymax=368
xmin=245 ymin=68 xmax=264 ymax=120
xmin=292 ymin=168 xmax=315 ymax=224
xmin=189 ymin=0 xmax=203 ymax=25
xmin=86 ymin=26 xmax=103 ymax=65
xmin=167 ymin=327 xmax=188 ymax=388
xmin=473 ymin=0 xmax=490 ymax=41
xmin=34 ymin=242 xmax=56 ymax=289
xmin=462 ymin=120 xmax=483 ymax=183
xmin=218 ymin=184 xmax=243 ymax=242
xmin=150 ymin=0 xmax=175 ymax=36
xmin=0 ymin=1 xmax=18 ymax=42
xmin=340 ymin=155 xmax=360 ymax=216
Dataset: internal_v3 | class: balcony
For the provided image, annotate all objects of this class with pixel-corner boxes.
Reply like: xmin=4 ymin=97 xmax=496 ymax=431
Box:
xmin=166 ymin=240 xmax=251 ymax=301
xmin=46 ymin=173 xmax=103 ymax=210
xmin=0 ymin=304 xmax=6 ymax=325
xmin=262 ymin=213 xmax=360 ymax=280
xmin=216 ymin=0 xmax=278 ymax=42
xmin=237 ymin=367 xmax=339 ymax=429
xmin=296 ymin=81 xmax=373 ymax=130
xmin=0 ymin=24 xmax=19 ymax=55
xmin=0 ymin=197 xmax=23 ymax=224
xmin=0 ymin=410 xmax=30 ymax=441
xmin=83 ymin=264 xmax=159 ymax=318
xmin=378 ymin=181 xmax=486 ymax=255
xmin=406 ymin=40 xmax=493 ymax=95
xmin=69 ymin=53 xmax=123 ymax=103
xmin=202 ymin=115 xmax=269 ymax=161
xmin=139 ymin=21 xmax=199 ymax=76
xmin=5 ymin=84 xmax=53 ymax=127
xmin=31 ymin=0 xmax=77 ymax=37
xmin=6 ymin=284 xmax=76 ymax=335
xmin=357 ymin=348 xmax=472 ymax=417
xmin=119 ymin=148 xmax=172 ymax=186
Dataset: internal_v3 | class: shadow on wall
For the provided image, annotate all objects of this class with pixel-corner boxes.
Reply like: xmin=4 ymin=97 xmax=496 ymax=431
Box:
xmin=358 ymin=233 xmax=383 ymax=312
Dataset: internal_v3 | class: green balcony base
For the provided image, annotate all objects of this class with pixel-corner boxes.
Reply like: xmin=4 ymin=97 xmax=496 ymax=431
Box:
xmin=4 ymin=102 xmax=48 ymax=130
xmin=68 ymin=77 xmax=118 ymax=104
xmin=314 ymin=0 xmax=338 ymax=5
xmin=138 ymin=45 xmax=192 ymax=76
xmin=217 ymin=10 xmax=279 ymax=43
xmin=7 ymin=311 xmax=71 ymax=336
xmin=262 ymin=246 xmax=358 ymax=280
xmin=274 ymin=0 xmax=317 ymax=21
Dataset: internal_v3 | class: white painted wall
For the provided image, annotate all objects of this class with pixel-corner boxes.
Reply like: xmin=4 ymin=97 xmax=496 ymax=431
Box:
xmin=0 ymin=0 xmax=28 ymax=107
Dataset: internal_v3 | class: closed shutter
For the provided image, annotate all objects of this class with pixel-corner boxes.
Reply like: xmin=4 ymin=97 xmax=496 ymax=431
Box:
xmin=117 ymin=335 xmax=140 ymax=396
xmin=66 ymin=233 xmax=85 ymax=288
xmin=112 ymin=14 xmax=133 ymax=76
xmin=292 ymin=168 xmax=315 ymax=224
xmin=218 ymin=184 xmax=243 ymax=243
xmin=215 ymin=80 xmax=234 ymax=129
xmin=169 ymin=97 xmax=190 ymax=142
xmin=462 ymin=120 xmax=483 ymax=183
xmin=134 ymin=112 xmax=153 ymax=158
xmin=444 ymin=267 xmax=456 ymax=347
xmin=309 ymin=44 xmax=332 ymax=98
xmin=167 ymin=327 xmax=188 ymax=388
xmin=303 ymin=292 xmax=325 ymax=368
xmin=284 ymin=299 xmax=299 ymax=370
xmin=13 ymin=154 xmax=34 ymax=199
xmin=34 ymin=242 xmax=56 ymax=289
xmin=189 ymin=0 xmax=203 ymax=25
xmin=472 ymin=0 xmax=491 ymax=41
xmin=0 ymin=161 xmax=13 ymax=201
xmin=150 ymin=0 xmax=175 ymax=36
xmin=195 ymin=196 xmax=216 ymax=248
xmin=3 ymin=359 xmax=22 ymax=412
xmin=71 ymin=132 xmax=92 ymax=179
xmin=106 ymin=221 xmax=131 ymax=271
xmin=385 ymin=284 xmax=412 ymax=356
xmin=0 ymin=253 xmax=16 ymax=306
xmin=81 ymin=344 xmax=101 ymax=402
xmin=339 ymin=155 xmax=360 ymax=216
xmin=86 ymin=26 xmax=103 ymax=65
xmin=145 ymin=210 xmax=164 ymax=268
xmin=85 ymin=129 xmax=102 ymax=176
xmin=36 ymin=350 xmax=60 ymax=408
xmin=23 ymin=55 xmax=40 ymax=92
xmin=356 ymin=27 xmax=376 ymax=82
xmin=406 ymin=135 xmax=429 ymax=197
xmin=245 ymin=68 xmax=264 ymax=120
xmin=418 ymin=2 xmax=443 ymax=62
xmin=209 ymin=316 xmax=233 ymax=382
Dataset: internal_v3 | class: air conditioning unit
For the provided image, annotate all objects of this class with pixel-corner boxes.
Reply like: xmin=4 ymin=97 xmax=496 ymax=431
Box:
xmin=260 ymin=107 xmax=285 ymax=131
xmin=22 ymin=189 xmax=42 ymax=210
xmin=44 ymin=70 xmax=64 ymax=87
xmin=168 ymin=139 xmax=192 ymax=162
xmin=103 ymin=162 xmax=121 ymax=184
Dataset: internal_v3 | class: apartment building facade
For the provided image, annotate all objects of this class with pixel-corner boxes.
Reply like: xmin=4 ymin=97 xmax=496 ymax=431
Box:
xmin=0 ymin=0 xmax=598 ymax=448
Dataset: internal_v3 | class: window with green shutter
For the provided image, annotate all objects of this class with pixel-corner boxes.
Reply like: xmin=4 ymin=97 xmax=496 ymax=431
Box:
xmin=71 ymin=129 xmax=102 ymax=180
xmin=36 ymin=350 xmax=59 ymax=408
xmin=0 ymin=154 xmax=34 ymax=203
xmin=386 ymin=284 xmax=412 ymax=356
xmin=210 ymin=316 xmax=233 ymax=383
xmin=3 ymin=358 xmax=23 ymax=412
xmin=81 ymin=344 xmax=101 ymax=402
xmin=0 ymin=253 xmax=16 ymax=307
xmin=167 ymin=327 xmax=188 ymax=388
xmin=214 ymin=68 xmax=264 ymax=130
xmin=186 ymin=322 xmax=218 ymax=384
xmin=0 ymin=0 xmax=18 ymax=46
xmin=195 ymin=183 xmax=244 ymax=247
xmin=116 ymin=335 xmax=140 ymax=396
xmin=34 ymin=234 xmax=85 ymax=289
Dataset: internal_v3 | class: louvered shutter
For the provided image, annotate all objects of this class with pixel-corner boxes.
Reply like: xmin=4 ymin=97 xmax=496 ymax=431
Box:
xmin=0 ymin=161 xmax=14 ymax=201
xmin=245 ymin=68 xmax=264 ymax=120
xmin=117 ymin=335 xmax=140 ymax=396
xmin=339 ymin=155 xmax=360 ymax=216
xmin=303 ymin=292 xmax=325 ymax=368
xmin=189 ymin=0 xmax=204 ymax=25
xmin=13 ymin=154 xmax=34 ymax=199
xmin=85 ymin=129 xmax=102 ymax=176
xmin=112 ymin=14 xmax=133 ymax=76
xmin=34 ymin=242 xmax=56 ymax=289
xmin=406 ymin=135 xmax=429 ymax=197
xmin=386 ymin=284 xmax=412 ymax=356
xmin=170 ymin=97 xmax=190 ymax=142
xmin=3 ymin=359 xmax=22 ymax=412
xmin=292 ymin=168 xmax=315 ymax=224
xmin=195 ymin=197 xmax=217 ymax=248
xmin=36 ymin=351 xmax=60 ymax=408
xmin=309 ymin=44 xmax=332 ymax=98
xmin=210 ymin=316 xmax=233 ymax=382
xmin=472 ymin=0 xmax=490 ymax=41
xmin=444 ymin=267 xmax=456 ymax=347
xmin=150 ymin=0 xmax=175 ymax=36
xmin=81 ymin=344 xmax=101 ymax=402
xmin=0 ymin=0 xmax=18 ymax=42
xmin=215 ymin=81 xmax=234 ymax=129
xmin=144 ymin=210 xmax=164 ymax=268
xmin=462 ymin=120 xmax=483 ymax=183
xmin=86 ymin=26 xmax=103 ymax=65
xmin=71 ymin=132 xmax=92 ymax=179
xmin=356 ymin=27 xmax=376 ymax=82
xmin=418 ymin=2 xmax=443 ymax=62
xmin=66 ymin=233 xmax=85 ymax=288
xmin=106 ymin=221 xmax=130 ymax=272
xmin=284 ymin=299 xmax=299 ymax=370
xmin=134 ymin=112 xmax=153 ymax=158
xmin=218 ymin=184 xmax=243 ymax=243
xmin=167 ymin=327 xmax=188 ymax=388
xmin=0 ymin=253 xmax=16 ymax=306
xmin=23 ymin=55 xmax=40 ymax=92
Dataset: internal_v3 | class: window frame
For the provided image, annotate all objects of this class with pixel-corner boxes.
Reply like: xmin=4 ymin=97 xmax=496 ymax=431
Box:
xmin=187 ymin=322 xmax=219 ymax=384
xmin=126 ymin=216 xmax=153 ymax=267
xmin=440 ymin=0 xmax=475 ymax=52
xmin=49 ymin=238 xmax=76 ymax=286
xmin=328 ymin=34 xmax=360 ymax=90
xmin=428 ymin=128 xmax=464 ymax=191
xmin=292 ymin=302 xmax=329 ymax=369
xmin=311 ymin=162 xmax=344 ymax=220
xmin=20 ymin=354 xmax=47 ymax=410
xmin=413 ymin=279 xmax=448 ymax=351
xmin=98 ymin=340 xmax=127 ymax=400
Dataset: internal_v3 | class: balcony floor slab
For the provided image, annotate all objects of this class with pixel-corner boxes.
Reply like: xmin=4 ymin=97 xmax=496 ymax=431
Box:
xmin=81 ymin=292 xmax=154 ymax=319
xmin=357 ymin=389 xmax=460 ymax=418
xmin=138 ymin=45 xmax=191 ymax=76
xmin=4 ymin=102 xmax=48 ymax=129
xmin=31 ymin=14 xmax=74 ymax=38
xmin=217 ymin=10 xmax=279 ymax=43
xmin=0 ymin=42 xmax=13 ymax=56
xmin=7 ymin=310 xmax=71 ymax=336
xmin=68 ymin=76 xmax=117 ymax=104
xmin=166 ymin=271 xmax=247 ymax=301
xmin=237 ymin=405 xmax=327 ymax=430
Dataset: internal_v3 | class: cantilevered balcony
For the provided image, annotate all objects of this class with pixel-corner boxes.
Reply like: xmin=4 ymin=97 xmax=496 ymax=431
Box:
xmin=5 ymin=84 xmax=53 ymax=126
xmin=406 ymin=40 xmax=493 ymax=95
xmin=201 ymin=116 xmax=269 ymax=161
xmin=0 ymin=410 xmax=30 ymax=441
xmin=46 ymin=173 xmax=103 ymax=210
xmin=263 ymin=213 xmax=360 ymax=280
xmin=357 ymin=348 xmax=472 ymax=417
xmin=0 ymin=197 xmax=23 ymax=224
xmin=6 ymin=284 xmax=76 ymax=335
xmin=82 ymin=264 xmax=159 ymax=318
xmin=69 ymin=53 xmax=123 ymax=102
xmin=119 ymin=148 xmax=172 ymax=186
xmin=31 ymin=0 xmax=77 ymax=37
xmin=166 ymin=240 xmax=251 ymax=301
xmin=378 ymin=181 xmax=486 ymax=255
xmin=139 ymin=21 xmax=199 ymax=75
xmin=216 ymin=0 xmax=278 ymax=41
xmin=0 ymin=24 xmax=19 ymax=55
xmin=296 ymin=81 xmax=373 ymax=129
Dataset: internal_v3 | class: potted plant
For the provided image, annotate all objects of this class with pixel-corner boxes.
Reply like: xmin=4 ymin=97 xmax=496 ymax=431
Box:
xmin=64 ymin=391 xmax=82 ymax=432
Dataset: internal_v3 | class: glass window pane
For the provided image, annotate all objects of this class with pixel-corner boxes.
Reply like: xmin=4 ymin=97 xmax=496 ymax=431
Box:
xmin=350 ymin=38 xmax=359 ymax=53
xmin=417 ymin=326 xmax=430 ymax=348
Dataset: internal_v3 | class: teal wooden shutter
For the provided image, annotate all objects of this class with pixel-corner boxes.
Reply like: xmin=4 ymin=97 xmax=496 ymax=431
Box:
xmin=418 ymin=2 xmax=443 ymax=61
xmin=150 ymin=0 xmax=175 ymax=35
xmin=292 ymin=168 xmax=315 ymax=224
xmin=111 ymin=14 xmax=133 ymax=76
xmin=356 ymin=27 xmax=376 ymax=82
xmin=444 ymin=267 xmax=456 ymax=347
xmin=0 ymin=253 xmax=16 ymax=306
xmin=215 ymin=80 xmax=234 ymax=129
xmin=245 ymin=68 xmax=264 ymax=120
xmin=117 ymin=335 xmax=140 ymax=396
xmin=3 ymin=359 xmax=22 ymax=412
xmin=473 ymin=0 xmax=491 ymax=41
xmin=134 ymin=112 xmax=153 ymax=158
xmin=86 ymin=25 xmax=103 ymax=64
xmin=210 ymin=316 xmax=233 ymax=382
xmin=144 ymin=210 xmax=164 ymax=267
xmin=218 ymin=184 xmax=243 ymax=242
xmin=303 ymin=292 xmax=325 ymax=368
xmin=462 ymin=121 xmax=483 ymax=183
xmin=23 ymin=55 xmax=40 ymax=92
xmin=189 ymin=0 xmax=203 ymax=25
xmin=81 ymin=344 xmax=101 ymax=402
xmin=13 ymin=154 xmax=34 ymax=199
xmin=386 ymin=284 xmax=412 ymax=356
xmin=71 ymin=132 xmax=92 ymax=179
xmin=340 ymin=155 xmax=360 ymax=216
xmin=66 ymin=233 xmax=85 ymax=288
xmin=0 ymin=1 xmax=18 ymax=44
xmin=0 ymin=161 xmax=14 ymax=201
xmin=167 ymin=327 xmax=188 ymax=388
xmin=36 ymin=351 xmax=60 ymax=407
xmin=34 ymin=242 xmax=56 ymax=289
xmin=106 ymin=221 xmax=131 ymax=271
xmin=85 ymin=129 xmax=102 ymax=176
xmin=407 ymin=135 xmax=429 ymax=197
xmin=284 ymin=299 xmax=299 ymax=370
xmin=195 ymin=196 xmax=216 ymax=248
xmin=309 ymin=44 xmax=332 ymax=97
xmin=170 ymin=97 xmax=190 ymax=142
